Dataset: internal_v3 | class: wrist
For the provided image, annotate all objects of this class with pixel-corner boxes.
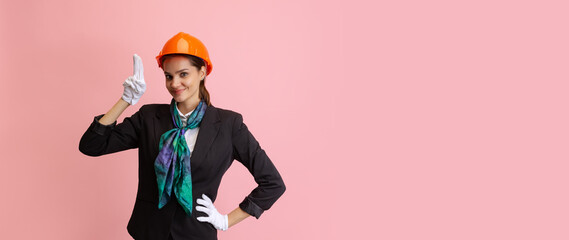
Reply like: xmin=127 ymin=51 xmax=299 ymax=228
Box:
xmin=119 ymin=98 xmax=131 ymax=106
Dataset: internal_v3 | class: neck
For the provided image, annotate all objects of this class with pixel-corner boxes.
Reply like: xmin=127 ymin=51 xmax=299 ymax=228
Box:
xmin=176 ymin=98 xmax=200 ymax=115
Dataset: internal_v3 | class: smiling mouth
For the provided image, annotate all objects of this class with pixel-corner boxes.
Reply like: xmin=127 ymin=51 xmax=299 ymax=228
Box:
xmin=172 ymin=89 xmax=185 ymax=95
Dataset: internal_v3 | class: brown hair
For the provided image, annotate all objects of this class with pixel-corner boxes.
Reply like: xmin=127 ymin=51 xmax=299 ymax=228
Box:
xmin=161 ymin=54 xmax=211 ymax=106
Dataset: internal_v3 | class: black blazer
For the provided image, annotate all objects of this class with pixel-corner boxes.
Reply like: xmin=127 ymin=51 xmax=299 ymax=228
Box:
xmin=79 ymin=104 xmax=286 ymax=240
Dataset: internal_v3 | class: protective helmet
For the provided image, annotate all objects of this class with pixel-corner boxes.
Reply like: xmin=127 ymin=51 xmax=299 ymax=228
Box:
xmin=156 ymin=32 xmax=213 ymax=75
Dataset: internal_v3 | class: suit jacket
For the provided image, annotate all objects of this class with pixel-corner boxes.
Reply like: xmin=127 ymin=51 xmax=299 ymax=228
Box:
xmin=79 ymin=104 xmax=286 ymax=240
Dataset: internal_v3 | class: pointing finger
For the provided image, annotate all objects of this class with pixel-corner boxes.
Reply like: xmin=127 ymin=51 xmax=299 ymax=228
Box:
xmin=133 ymin=54 xmax=144 ymax=78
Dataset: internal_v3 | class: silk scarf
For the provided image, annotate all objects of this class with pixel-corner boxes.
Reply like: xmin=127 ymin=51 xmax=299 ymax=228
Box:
xmin=154 ymin=99 xmax=207 ymax=215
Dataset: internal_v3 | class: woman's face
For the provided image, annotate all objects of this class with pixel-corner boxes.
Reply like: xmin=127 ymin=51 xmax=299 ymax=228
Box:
xmin=163 ymin=55 xmax=205 ymax=106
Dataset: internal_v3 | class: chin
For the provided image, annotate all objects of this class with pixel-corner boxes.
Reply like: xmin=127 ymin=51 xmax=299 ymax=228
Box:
xmin=172 ymin=96 xmax=187 ymax=103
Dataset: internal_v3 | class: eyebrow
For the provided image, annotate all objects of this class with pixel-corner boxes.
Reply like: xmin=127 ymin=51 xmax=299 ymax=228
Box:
xmin=164 ymin=68 xmax=190 ymax=74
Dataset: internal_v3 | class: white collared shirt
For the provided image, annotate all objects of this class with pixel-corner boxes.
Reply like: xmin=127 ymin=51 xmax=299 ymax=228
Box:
xmin=176 ymin=105 xmax=200 ymax=156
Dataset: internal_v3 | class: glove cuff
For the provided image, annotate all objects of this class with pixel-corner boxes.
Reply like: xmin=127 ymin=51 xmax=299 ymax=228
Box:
xmin=222 ymin=214 xmax=228 ymax=231
xmin=121 ymin=95 xmax=136 ymax=105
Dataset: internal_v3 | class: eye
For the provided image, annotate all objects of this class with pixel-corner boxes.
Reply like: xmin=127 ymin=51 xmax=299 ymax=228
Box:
xmin=180 ymin=72 xmax=188 ymax=77
xmin=165 ymin=74 xmax=172 ymax=80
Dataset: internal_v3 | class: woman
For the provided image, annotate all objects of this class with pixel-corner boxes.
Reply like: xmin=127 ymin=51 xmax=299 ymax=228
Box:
xmin=79 ymin=32 xmax=286 ymax=240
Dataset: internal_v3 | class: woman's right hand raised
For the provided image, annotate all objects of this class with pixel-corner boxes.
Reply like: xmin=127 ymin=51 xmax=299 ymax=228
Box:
xmin=121 ymin=54 xmax=146 ymax=105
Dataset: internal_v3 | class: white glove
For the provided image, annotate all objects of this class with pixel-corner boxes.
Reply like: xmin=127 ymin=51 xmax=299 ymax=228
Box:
xmin=121 ymin=54 xmax=146 ymax=105
xmin=196 ymin=194 xmax=228 ymax=231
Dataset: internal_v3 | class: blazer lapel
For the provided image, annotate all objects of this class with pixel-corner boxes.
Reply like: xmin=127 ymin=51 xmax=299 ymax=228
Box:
xmin=189 ymin=105 xmax=220 ymax=170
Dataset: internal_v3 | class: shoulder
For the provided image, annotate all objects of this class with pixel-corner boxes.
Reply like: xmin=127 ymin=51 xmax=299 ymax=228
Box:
xmin=210 ymin=105 xmax=242 ymax=118
xmin=208 ymin=105 xmax=244 ymax=125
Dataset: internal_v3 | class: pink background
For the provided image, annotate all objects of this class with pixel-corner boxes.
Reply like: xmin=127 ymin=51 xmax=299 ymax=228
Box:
xmin=1 ymin=0 xmax=568 ymax=239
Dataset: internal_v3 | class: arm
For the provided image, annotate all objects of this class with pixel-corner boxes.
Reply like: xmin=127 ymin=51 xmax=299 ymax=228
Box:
xmin=98 ymin=98 xmax=130 ymax=125
xmin=195 ymin=196 xmax=252 ymax=230
xmin=98 ymin=53 xmax=145 ymax=126
xmin=232 ymin=114 xmax=286 ymax=219
xmin=195 ymin=114 xmax=285 ymax=230
xmin=78 ymin=103 xmax=143 ymax=156
xmin=79 ymin=54 xmax=146 ymax=156
xmin=228 ymin=207 xmax=251 ymax=228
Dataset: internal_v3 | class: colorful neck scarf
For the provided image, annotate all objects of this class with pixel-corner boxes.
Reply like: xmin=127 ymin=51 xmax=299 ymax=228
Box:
xmin=154 ymin=99 xmax=207 ymax=215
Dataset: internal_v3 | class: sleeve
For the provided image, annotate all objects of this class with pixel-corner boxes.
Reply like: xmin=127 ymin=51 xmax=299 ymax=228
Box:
xmin=232 ymin=113 xmax=286 ymax=219
xmin=79 ymin=109 xmax=143 ymax=157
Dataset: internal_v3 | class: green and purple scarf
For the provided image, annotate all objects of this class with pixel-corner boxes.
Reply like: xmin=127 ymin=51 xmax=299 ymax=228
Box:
xmin=154 ymin=99 xmax=207 ymax=215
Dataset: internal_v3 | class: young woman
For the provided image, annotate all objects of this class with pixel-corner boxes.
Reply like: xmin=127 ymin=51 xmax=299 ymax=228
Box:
xmin=79 ymin=32 xmax=286 ymax=240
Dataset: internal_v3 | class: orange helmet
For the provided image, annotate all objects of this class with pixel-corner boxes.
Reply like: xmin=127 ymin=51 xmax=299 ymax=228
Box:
xmin=156 ymin=32 xmax=213 ymax=75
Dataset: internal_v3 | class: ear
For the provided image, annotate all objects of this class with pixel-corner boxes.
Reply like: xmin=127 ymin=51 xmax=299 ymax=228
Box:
xmin=199 ymin=66 xmax=207 ymax=81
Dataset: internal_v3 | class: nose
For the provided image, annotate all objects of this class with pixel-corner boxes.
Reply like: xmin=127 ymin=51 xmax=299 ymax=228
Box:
xmin=169 ymin=76 xmax=181 ymax=88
